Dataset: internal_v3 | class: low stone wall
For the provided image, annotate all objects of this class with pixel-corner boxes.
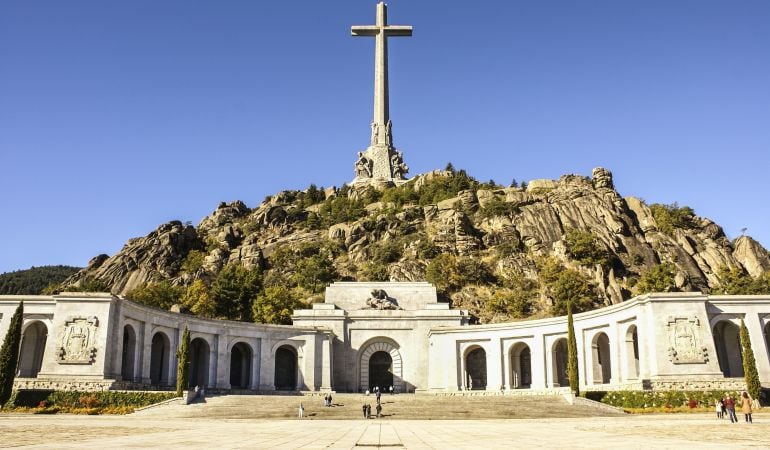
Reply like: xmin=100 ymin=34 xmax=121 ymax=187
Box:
xmin=13 ymin=378 xmax=118 ymax=392
xmin=645 ymin=379 xmax=747 ymax=392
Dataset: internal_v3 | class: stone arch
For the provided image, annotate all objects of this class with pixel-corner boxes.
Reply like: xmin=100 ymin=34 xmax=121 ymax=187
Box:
xmin=121 ymin=324 xmax=137 ymax=382
xmin=509 ymin=342 xmax=531 ymax=389
xmin=274 ymin=345 xmax=298 ymax=390
xmin=551 ymin=338 xmax=569 ymax=387
xmin=359 ymin=340 xmax=403 ymax=393
xmin=713 ymin=320 xmax=743 ymax=377
xmin=190 ymin=337 xmax=211 ymax=388
xmin=464 ymin=346 xmax=487 ymax=391
xmin=592 ymin=332 xmax=612 ymax=384
xmin=18 ymin=321 xmax=47 ymax=378
xmin=624 ymin=324 xmax=639 ymax=380
xmin=230 ymin=341 xmax=252 ymax=389
xmin=150 ymin=331 xmax=171 ymax=385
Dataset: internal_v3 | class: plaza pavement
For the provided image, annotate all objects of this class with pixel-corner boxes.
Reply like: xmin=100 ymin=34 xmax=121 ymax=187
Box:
xmin=1 ymin=394 xmax=768 ymax=449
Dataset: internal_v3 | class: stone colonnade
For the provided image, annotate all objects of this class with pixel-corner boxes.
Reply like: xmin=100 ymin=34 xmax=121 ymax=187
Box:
xmin=427 ymin=293 xmax=770 ymax=393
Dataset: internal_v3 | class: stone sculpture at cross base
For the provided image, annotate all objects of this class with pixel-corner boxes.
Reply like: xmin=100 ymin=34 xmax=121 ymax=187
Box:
xmin=351 ymin=2 xmax=412 ymax=186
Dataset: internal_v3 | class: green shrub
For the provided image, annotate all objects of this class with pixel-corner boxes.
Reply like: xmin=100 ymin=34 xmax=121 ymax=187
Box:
xmin=635 ymin=263 xmax=677 ymax=294
xmin=740 ymin=320 xmax=762 ymax=401
xmin=649 ymin=202 xmax=696 ymax=236
xmin=479 ymin=196 xmax=518 ymax=219
xmin=564 ymin=229 xmax=608 ymax=267
xmin=712 ymin=266 xmax=770 ymax=295
xmin=588 ymin=390 xmax=744 ymax=409
xmin=125 ymin=281 xmax=186 ymax=311
xmin=181 ymin=250 xmax=206 ymax=274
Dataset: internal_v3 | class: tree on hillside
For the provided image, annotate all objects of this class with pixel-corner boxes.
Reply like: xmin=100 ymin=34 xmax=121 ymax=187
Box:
xmin=210 ymin=264 xmax=262 ymax=321
xmin=252 ymin=286 xmax=303 ymax=325
xmin=567 ymin=301 xmax=579 ymax=396
xmin=635 ymin=263 xmax=677 ymax=294
xmin=549 ymin=269 xmax=595 ymax=315
xmin=0 ymin=302 xmax=23 ymax=408
xmin=176 ymin=327 xmax=190 ymax=396
xmin=712 ymin=266 xmax=770 ymax=295
xmin=125 ymin=281 xmax=185 ymax=310
xmin=181 ymin=280 xmax=215 ymax=318
xmin=0 ymin=266 xmax=80 ymax=295
xmin=740 ymin=320 xmax=761 ymax=403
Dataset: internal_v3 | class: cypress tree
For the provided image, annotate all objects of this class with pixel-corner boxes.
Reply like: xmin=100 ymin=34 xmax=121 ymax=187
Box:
xmin=567 ymin=301 xmax=579 ymax=396
xmin=0 ymin=302 xmax=23 ymax=408
xmin=175 ymin=326 xmax=191 ymax=396
xmin=739 ymin=319 xmax=761 ymax=402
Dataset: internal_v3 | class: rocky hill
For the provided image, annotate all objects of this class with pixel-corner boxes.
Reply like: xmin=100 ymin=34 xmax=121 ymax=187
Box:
xmin=61 ymin=167 xmax=770 ymax=323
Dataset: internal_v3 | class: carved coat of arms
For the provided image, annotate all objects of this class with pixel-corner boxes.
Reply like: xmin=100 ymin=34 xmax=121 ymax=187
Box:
xmin=666 ymin=316 xmax=708 ymax=364
xmin=57 ymin=316 xmax=99 ymax=364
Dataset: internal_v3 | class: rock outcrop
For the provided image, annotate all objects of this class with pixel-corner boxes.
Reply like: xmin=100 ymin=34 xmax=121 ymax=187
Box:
xmin=63 ymin=167 xmax=770 ymax=312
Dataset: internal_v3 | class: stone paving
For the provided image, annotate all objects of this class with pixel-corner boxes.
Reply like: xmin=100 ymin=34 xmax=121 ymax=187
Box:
xmin=1 ymin=395 xmax=768 ymax=449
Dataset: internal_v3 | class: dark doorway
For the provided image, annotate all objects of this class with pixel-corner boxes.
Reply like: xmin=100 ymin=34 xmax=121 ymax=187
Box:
xmin=519 ymin=346 xmax=532 ymax=388
xmin=18 ymin=321 xmax=47 ymax=378
xmin=553 ymin=339 xmax=569 ymax=387
xmin=714 ymin=321 xmax=743 ymax=377
xmin=274 ymin=346 xmax=297 ymax=390
xmin=190 ymin=338 xmax=210 ymax=388
xmin=121 ymin=325 xmax=136 ymax=381
xmin=465 ymin=347 xmax=487 ymax=390
xmin=150 ymin=332 xmax=170 ymax=385
xmin=368 ymin=351 xmax=393 ymax=391
xmin=593 ymin=332 xmax=612 ymax=384
xmin=230 ymin=342 xmax=252 ymax=389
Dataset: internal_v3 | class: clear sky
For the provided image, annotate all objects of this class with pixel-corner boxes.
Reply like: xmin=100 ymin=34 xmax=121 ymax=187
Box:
xmin=1 ymin=0 xmax=768 ymax=274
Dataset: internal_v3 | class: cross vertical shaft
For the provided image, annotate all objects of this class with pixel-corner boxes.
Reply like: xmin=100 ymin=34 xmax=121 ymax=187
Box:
xmin=351 ymin=2 xmax=412 ymax=182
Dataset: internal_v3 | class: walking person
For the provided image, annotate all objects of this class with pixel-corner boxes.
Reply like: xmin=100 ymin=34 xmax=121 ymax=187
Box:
xmin=362 ymin=403 xmax=368 ymax=418
xmin=724 ymin=394 xmax=738 ymax=423
xmin=328 ymin=394 xmax=333 ymax=407
xmin=366 ymin=403 xmax=372 ymax=418
xmin=741 ymin=392 xmax=753 ymax=423
xmin=376 ymin=403 xmax=382 ymax=418
xmin=298 ymin=402 xmax=304 ymax=419
xmin=715 ymin=399 xmax=723 ymax=419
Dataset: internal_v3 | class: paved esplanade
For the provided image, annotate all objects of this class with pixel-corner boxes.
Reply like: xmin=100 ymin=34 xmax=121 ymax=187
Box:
xmin=352 ymin=2 xmax=411 ymax=183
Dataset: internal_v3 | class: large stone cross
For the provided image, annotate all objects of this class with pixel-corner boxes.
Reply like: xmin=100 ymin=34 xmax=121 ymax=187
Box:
xmin=352 ymin=2 xmax=412 ymax=183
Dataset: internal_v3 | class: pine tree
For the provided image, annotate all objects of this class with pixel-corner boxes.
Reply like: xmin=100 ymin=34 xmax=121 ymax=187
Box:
xmin=0 ymin=302 xmax=23 ymax=408
xmin=739 ymin=320 xmax=761 ymax=402
xmin=567 ymin=301 xmax=579 ymax=396
xmin=176 ymin=327 xmax=190 ymax=396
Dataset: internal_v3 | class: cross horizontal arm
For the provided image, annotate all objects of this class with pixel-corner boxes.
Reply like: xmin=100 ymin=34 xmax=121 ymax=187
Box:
xmin=383 ymin=26 xmax=412 ymax=37
xmin=351 ymin=25 xmax=413 ymax=37
xmin=351 ymin=26 xmax=379 ymax=37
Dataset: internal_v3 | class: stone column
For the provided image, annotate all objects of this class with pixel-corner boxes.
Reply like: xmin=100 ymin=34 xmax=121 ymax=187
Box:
xmin=609 ymin=322 xmax=621 ymax=385
xmin=167 ymin=327 xmax=179 ymax=387
xmin=140 ymin=323 xmax=153 ymax=384
xmin=320 ymin=334 xmax=333 ymax=391
xmin=502 ymin=343 xmax=512 ymax=390
xmin=260 ymin=339 xmax=275 ymax=391
xmin=216 ymin=335 xmax=229 ymax=389
xmin=486 ymin=339 xmax=503 ymax=391
xmin=530 ymin=335 xmax=547 ymax=390
xmin=250 ymin=338 xmax=262 ymax=391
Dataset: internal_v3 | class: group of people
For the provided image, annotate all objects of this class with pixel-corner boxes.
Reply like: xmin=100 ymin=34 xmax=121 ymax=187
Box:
xmin=716 ymin=392 xmax=754 ymax=423
xmin=361 ymin=402 xmax=383 ymax=419
xmin=323 ymin=394 xmax=334 ymax=407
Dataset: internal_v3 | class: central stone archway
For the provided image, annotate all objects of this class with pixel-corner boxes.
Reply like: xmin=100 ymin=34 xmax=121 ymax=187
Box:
xmin=359 ymin=340 xmax=403 ymax=393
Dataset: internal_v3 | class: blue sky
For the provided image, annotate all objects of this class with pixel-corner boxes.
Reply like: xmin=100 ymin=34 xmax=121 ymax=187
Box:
xmin=1 ymin=0 xmax=768 ymax=274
